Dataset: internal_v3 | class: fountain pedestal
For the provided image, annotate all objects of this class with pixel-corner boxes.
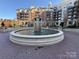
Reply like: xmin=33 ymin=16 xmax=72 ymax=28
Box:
xmin=34 ymin=17 xmax=42 ymax=33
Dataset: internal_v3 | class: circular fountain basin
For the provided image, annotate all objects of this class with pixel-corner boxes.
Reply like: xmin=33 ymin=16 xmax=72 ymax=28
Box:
xmin=10 ymin=28 xmax=64 ymax=46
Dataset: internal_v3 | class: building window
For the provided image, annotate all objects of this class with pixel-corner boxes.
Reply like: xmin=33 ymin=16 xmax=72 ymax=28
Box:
xmin=70 ymin=2 xmax=72 ymax=4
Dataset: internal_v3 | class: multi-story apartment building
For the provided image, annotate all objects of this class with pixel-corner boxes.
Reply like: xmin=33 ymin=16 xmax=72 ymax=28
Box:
xmin=66 ymin=0 xmax=79 ymax=27
xmin=16 ymin=1 xmax=55 ymax=27
xmin=45 ymin=1 xmax=55 ymax=27
xmin=16 ymin=0 xmax=79 ymax=27
xmin=55 ymin=0 xmax=79 ymax=27
xmin=74 ymin=0 xmax=79 ymax=26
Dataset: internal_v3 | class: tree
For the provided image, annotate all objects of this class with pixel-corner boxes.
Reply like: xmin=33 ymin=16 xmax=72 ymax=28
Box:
xmin=1 ymin=21 xmax=5 ymax=27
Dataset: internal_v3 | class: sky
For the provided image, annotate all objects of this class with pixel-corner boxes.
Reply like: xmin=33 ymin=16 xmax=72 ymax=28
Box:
xmin=0 ymin=0 xmax=61 ymax=19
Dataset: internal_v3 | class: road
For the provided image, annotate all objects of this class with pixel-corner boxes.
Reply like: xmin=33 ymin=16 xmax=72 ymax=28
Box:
xmin=0 ymin=30 xmax=79 ymax=59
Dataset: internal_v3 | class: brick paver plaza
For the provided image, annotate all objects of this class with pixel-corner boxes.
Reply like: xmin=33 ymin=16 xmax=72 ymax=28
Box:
xmin=0 ymin=30 xmax=79 ymax=59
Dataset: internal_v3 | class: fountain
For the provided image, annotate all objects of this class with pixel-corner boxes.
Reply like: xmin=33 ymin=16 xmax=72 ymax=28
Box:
xmin=10 ymin=16 xmax=64 ymax=46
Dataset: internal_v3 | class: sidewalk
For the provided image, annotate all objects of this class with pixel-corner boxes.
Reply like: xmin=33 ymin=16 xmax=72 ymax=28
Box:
xmin=64 ymin=28 xmax=79 ymax=33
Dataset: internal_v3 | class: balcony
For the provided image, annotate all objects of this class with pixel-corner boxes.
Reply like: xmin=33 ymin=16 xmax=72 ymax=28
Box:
xmin=74 ymin=1 xmax=79 ymax=7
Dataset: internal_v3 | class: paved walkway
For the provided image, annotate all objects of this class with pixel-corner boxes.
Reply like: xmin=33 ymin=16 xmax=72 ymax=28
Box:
xmin=0 ymin=31 xmax=79 ymax=59
xmin=64 ymin=28 xmax=79 ymax=33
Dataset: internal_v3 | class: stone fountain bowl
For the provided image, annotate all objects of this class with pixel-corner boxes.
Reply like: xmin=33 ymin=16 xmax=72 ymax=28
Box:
xmin=10 ymin=28 xmax=64 ymax=46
